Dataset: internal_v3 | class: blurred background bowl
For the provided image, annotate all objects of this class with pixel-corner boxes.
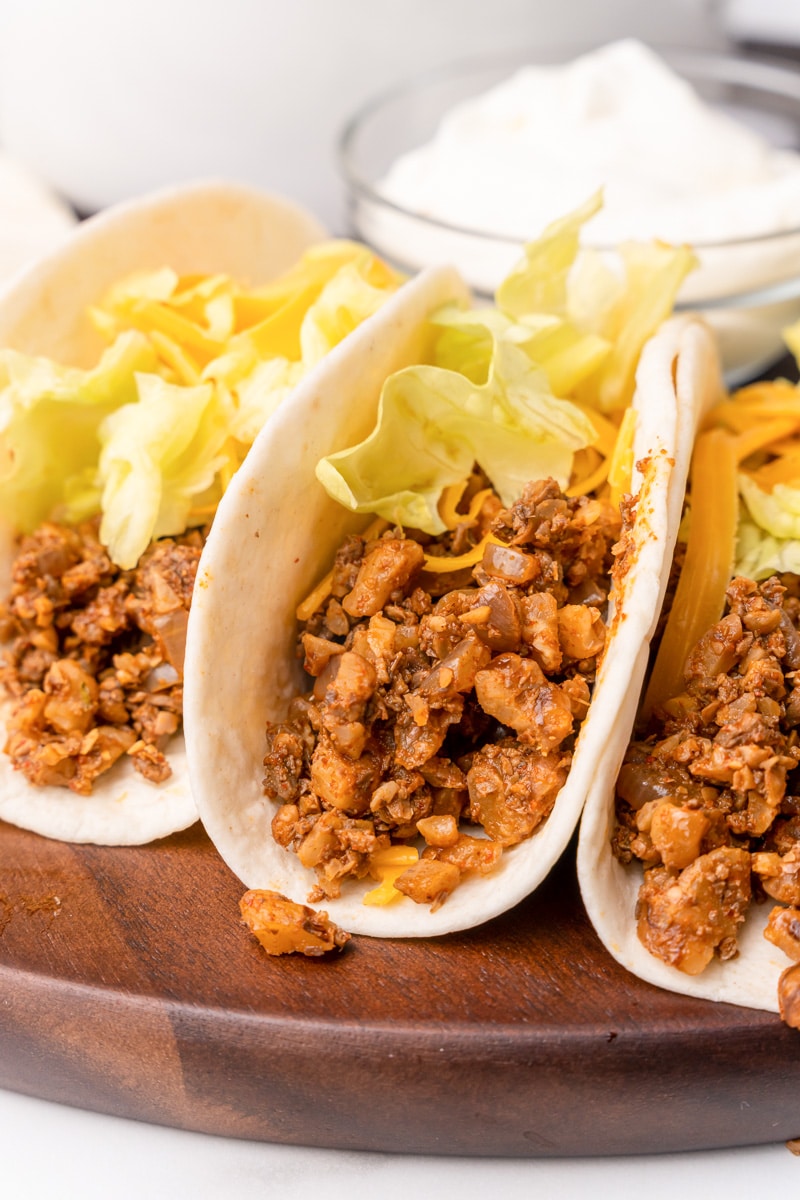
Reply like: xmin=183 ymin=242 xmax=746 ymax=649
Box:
xmin=339 ymin=47 xmax=800 ymax=383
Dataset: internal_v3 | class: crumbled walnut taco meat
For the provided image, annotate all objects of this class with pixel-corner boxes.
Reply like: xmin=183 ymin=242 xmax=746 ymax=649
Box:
xmin=614 ymin=574 xmax=800 ymax=1020
xmin=240 ymin=889 xmax=351 ymax=956
xmin=265 ymin=475 xmax=621 ymax=909
xmin=0 ymin=519 xmax=203 ymax=793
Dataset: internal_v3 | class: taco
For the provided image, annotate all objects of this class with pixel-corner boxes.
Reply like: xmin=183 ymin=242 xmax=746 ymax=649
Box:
xmin=0 ymin=179 xmax=411 ymax=845
xmin=578 ymin=330 xmax=800 ymax=1023
xmin=183 ymin=198 xmax=710 ymax=941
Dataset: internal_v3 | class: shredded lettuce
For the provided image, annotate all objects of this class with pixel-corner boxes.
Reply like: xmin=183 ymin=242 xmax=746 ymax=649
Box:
xmin=734 ymin=475 xmax=800 ymax=579
xmin=0 ymin=331 xmax=158 ymax=532
xmin=98 ymin=375 xmax=230 ymax=569
xmin=317 ymin=193 xmax=693 ymax=525
xmin=736 ymin=511 xmax=800 ymax=580
xmin=740 ymin=473 xmax=800 ymax=540
xmin=1 ymin=242 xmax=402 ymax=565
xmin=316 ymin=336 xmax=596 ymax=533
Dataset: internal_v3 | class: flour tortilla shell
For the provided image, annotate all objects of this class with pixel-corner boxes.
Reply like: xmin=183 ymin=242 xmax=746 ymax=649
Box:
xmin=0 ymin=180 xmax=327 ymax=844
xmin=183 ymin=291 xmax=698 ymax=935
xmin=574 ymin=319 xmax=785 ymax=1012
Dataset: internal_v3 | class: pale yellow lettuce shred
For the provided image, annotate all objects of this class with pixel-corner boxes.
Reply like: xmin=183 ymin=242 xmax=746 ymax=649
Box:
xmin=0 ymin=241 xmax=402 ymax=566
xmin=317 ymin=193 xmax=695 ymax=528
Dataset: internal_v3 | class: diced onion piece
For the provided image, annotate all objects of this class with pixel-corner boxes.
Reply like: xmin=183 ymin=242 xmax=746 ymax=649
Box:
xmin=642 ymin=428 xmax=738 ymax=719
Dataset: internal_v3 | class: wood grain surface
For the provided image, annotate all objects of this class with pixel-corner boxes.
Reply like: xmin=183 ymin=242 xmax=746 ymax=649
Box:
xmin=1 ymin=816 xmax=799 ymax=1157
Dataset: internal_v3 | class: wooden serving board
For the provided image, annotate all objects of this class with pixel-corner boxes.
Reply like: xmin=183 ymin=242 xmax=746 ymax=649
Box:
xmin=1 ymin=816 xmax=799 ymax=1158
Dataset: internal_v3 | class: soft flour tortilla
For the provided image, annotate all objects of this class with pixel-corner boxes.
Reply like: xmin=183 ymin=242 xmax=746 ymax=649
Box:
xmin=184 ymin=280 xmax=705 ymax=935
xmin=0 ymin=179 xmax=327 ymax=845
xmin=574 ymin=319 xmax=788 ymax=1013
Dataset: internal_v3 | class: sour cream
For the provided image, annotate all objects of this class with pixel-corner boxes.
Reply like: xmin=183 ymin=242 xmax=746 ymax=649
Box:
xmin=380 ymin=40 xmax=800 ymax=248
xmin=353 ymin=40 xmax=800 ymax=379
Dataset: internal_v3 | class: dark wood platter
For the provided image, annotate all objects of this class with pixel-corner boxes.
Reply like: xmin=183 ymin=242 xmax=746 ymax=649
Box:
xmin=1 ymin=815 xmax=799 ymax=1157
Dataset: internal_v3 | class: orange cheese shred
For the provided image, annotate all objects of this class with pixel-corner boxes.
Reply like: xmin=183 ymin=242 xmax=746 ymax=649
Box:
xmin=422 ymin=531 xmax=504 ymax=574
xmin=732 ymin=418 xmax=800 ymax=463
xmin=641 ymin=428 xmax=738 ymax=720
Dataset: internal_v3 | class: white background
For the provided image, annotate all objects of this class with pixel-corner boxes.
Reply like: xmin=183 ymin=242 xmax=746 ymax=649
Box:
xmin=0 ymin=0 xmax=727 ymax=225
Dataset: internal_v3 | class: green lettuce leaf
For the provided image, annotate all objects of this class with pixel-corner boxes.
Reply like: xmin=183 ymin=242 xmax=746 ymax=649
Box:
xmin=495 ymin=191 xmax=603 ymax=319
xmin=316 ymin=336 xmax=596 ymax=533
xmin=739 ymin=474 xmax=800 ymax=539
xmin=299 ymin=264 xmax=398 ymax=368
xmin=735 ymin=476 xmax=800 ymax=579
xmin=97 ymin=374 xmax=230 ymax=569
xmin=0 ymin=331 xmax=158 ymax=531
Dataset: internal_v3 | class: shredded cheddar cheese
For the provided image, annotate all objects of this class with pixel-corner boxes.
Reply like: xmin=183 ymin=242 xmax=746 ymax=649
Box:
xmin=607 ymin=407 xmax=638 ymax=508
xmin=642 ymin=428 xmax=739 ymax=719
xmin=422 ymin=531 xmax=504 ymax=573
xmin=363 ymin=845 xmax=419 ymax=906
xmin=438 ymin=482 xmax=494 ymax=531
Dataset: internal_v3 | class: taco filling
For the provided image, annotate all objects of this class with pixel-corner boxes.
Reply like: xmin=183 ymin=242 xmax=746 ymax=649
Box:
xmin=0 ymin=237 xmax=402 ymax=800
xmin=607 ymin=359 xmax=800 ymax=1026
xmin=1 ymin=519 xmax=203 ymax=793
xmin=269 ymin=474 xmax=620 ymax=907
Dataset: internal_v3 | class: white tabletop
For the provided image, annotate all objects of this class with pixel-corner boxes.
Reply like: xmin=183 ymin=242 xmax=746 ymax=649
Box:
xmin=2 ymin=1087 xmax=798 ymax=1199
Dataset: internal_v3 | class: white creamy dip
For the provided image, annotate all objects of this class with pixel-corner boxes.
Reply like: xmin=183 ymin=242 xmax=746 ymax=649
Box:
xmin=379 ymin=39 xmax=800 ymax=247
xmin=354 ymin=40 xmax=800 ymax=379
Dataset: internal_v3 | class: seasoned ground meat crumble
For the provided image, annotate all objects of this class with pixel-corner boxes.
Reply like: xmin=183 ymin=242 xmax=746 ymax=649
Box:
xmin=0 ymin=519 xmax=204 ymax=794
xmin=264 ymin=476 xmax=622 ymax=909
xmin=614 ymin=573 xmax=800 ymax=1021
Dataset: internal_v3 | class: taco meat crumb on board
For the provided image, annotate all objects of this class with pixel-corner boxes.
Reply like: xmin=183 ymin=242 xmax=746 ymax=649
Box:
xmin=266 ymin=474 xmax=621 ymax=909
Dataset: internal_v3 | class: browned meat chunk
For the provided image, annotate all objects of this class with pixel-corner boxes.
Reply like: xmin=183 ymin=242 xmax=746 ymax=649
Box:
xmin=42 ymin=659 xmax=98 ymax=735
xmin=423 ymin=832 xmax=503 ymax=875
xmin=752 ymin=846 xmax=800 ymax=906
xmin=393 ymin=702 xmax=464 ymax=770
xmin=269 ymin=474 xmax=619 ymax=906
xmin=638 ymin=801 xmax=710 ymax=871
xmin=0 ymin=519 xmax=203 ymax=792
xmin=557 ymin=604 xmax=606 ymax=662
xmin=519 ymin=591 xmax=561 ymax=672
xmin=263 ymin=725 xmax=308 ymax=805
xmin=467 ymin=739 xmax=568 ymax=845
xmin=474 ymin=652 xmax=574 ymax=752
xmin=315 ymin=650 xmax=377 ymax=758
xmin=342 ymin=537 xmax=425 ymax=617
xmin=684 ymin=613 xmax=744 ymax=689
xmin=393 ymin=859 xmax=461 ymax=910
xmin=764 ymin=905 xmax=800 ymax=962
xmin=240 ymin=889 xmax=351 ymax=956
xmin=778 ymin=963 xmax=800 ymax=1029
xmin=636 ymin=847 xmax=751 ymax=975
xmin=310 ymin=735 xmax=382 ymax=816
xmin=467 ymin=582 xmax=522 ymax=653
xmin=416 ymin=814 xmax=459 ymax=848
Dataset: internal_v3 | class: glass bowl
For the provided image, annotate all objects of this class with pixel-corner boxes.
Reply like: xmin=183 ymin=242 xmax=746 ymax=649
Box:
xmin=339 ymin=46 xmax=800 ymax=383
